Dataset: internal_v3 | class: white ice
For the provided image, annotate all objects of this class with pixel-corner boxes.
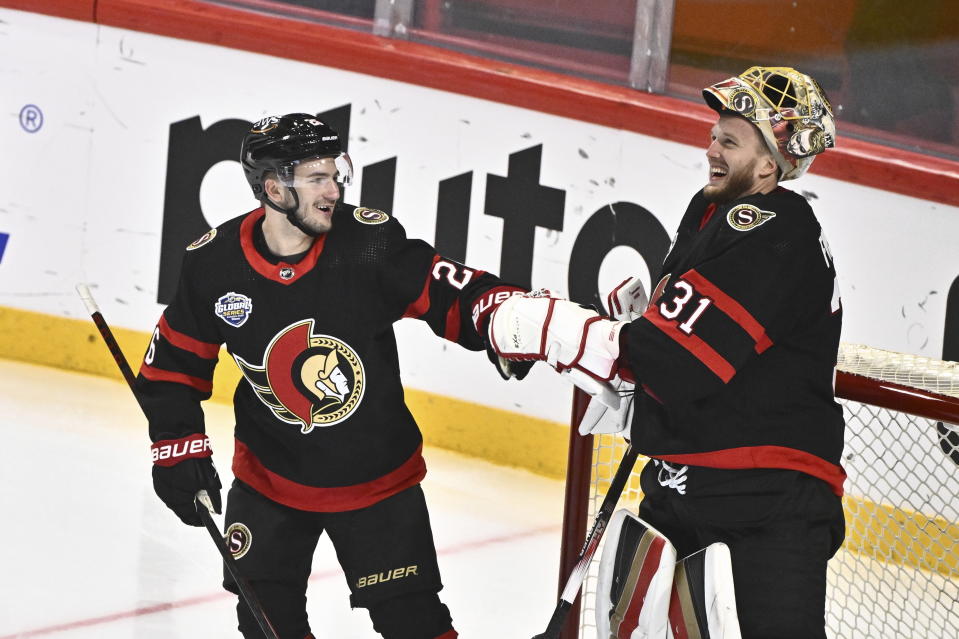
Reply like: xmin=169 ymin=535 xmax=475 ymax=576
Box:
xmin=0 ymin=359 xmax=566 ymax=638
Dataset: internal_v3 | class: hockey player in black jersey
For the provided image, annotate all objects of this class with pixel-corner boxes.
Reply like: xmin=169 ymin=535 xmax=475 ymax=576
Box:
xmin=490 ymin=67 xmax=844 ymax=638
xmin=138 ymin=113 xmax=529 ymax=639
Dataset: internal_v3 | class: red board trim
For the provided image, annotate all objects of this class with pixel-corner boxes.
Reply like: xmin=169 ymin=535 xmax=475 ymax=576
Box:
xmin=3 ymin=0 xmax=94 ymax=21
xmin=5 ymin=0 xmax=959 ymax=207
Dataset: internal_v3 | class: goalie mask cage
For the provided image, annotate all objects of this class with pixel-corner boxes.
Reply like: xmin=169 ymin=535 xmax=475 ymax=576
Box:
xmin=556 ymin=343 xmax=959 ymax=639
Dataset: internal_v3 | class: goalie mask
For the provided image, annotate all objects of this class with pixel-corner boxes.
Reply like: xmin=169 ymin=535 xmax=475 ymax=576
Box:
xmin=703 ymin=66 xmax=835 ymax=181
xmin=240 ymin=113 xmax=354 ymax=234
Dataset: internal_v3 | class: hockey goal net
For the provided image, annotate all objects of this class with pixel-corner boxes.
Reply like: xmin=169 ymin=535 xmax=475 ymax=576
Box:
xmin=557 ymin=343 xmax=959 ymax=639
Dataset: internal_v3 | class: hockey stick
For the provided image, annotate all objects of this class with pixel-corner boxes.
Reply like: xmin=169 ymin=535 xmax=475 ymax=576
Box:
xmin=75 ymin=284 xmax=280 ymax=639
xmin=532 ymin=443 xmax=640 ymax=639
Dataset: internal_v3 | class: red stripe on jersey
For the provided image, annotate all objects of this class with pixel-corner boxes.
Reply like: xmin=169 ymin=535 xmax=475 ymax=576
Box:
xmin=232 ymin=440 xmax=428 ymax=512
xmin=139 ymin=363 xmax=213 ymax=394
xmin=654 ymin=445 xmax=846 ymax=496
xmin=683 ymin=269 xmax=773 ymax=353
xmin=617 ymin=535 xmax=666 ymax=638
xmin=444 ymin=299 xmax=462 ymax=342
xmin=645 ymin=306 xmax=736 ymax=382
xmin=403 ymin=254 xmax=442 ymax=319
xmin=158 ymin=315 xmax=220 ymax=359
xmin=698 ymin=202 xmax=717 ymax=231
xmin=239 ymin=208 xmax=327 ymax=284
xmin=432 ymin=632 xmax=458 ymax=639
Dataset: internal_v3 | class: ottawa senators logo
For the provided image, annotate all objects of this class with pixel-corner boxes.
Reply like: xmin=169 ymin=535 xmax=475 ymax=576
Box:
xmin=186 ymin=228 xmax=216 ymax=250
xmin=226 ymin=522 xmax=253 ymax=559
xmin=728 ymin=88 xmax=757 ymax=118
xmin=234 ymin=320 xmax=365 ymax=433
xmin=353 ymin=207 xmax=389 ymax=225
xmin=726 ymin=204 xmax=776 ymax=232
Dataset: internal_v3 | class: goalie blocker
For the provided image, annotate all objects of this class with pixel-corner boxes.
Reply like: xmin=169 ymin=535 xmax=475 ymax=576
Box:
xmin=596 ymin=509 xmax=741 ymax=639
xmin=487 ymin=286 xmax=647 ymax=410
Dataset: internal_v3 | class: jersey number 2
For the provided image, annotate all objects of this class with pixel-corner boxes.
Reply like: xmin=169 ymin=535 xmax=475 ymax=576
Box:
xmin=432 ymin=260 xmax=474 ymax=290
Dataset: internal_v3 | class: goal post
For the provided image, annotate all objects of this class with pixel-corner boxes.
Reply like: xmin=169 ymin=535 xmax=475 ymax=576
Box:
xmin=555 ymin=343 xmax=959 ymax=639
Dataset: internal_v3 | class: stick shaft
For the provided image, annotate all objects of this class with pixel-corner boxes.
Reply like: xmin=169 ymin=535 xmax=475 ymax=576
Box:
xmin=534 ymin=444 xmax=639 ymax=639
xmin=76 ymin=284 xmax=280 ymax=639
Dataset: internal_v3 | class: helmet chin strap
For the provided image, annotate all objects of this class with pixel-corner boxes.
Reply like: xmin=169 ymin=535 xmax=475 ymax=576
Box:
xmin=263 ymin=188 xmax=322 ymax=238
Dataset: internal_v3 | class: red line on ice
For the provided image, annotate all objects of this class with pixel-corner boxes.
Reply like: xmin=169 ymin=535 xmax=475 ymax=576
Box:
xmin=0 ymin=524 xmax=558 ymax=637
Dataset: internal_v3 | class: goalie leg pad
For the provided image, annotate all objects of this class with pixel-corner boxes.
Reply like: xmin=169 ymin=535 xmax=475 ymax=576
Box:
xmin=669 ymin=543 xmax=741 ymax=639
xmin=596 ymin=509 xmax=677 ymax=639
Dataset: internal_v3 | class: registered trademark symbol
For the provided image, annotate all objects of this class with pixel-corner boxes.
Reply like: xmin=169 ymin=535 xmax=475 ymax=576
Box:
xmin=19 ymin=104 xmax=43 ymax=133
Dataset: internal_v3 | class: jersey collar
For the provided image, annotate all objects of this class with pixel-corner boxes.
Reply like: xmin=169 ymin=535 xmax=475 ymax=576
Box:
xmin=239 ymin=208 xmax=326 ymax=284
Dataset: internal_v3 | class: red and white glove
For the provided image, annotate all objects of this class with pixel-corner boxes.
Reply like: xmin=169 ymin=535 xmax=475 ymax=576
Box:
xmin=606 ymin=276 xmax=649 ymax=322
xmin=488 ymin=291 xmax=626 ymax=406
xmin=472 ymin=286 xmax=531 ymax=380
xmin=578 ymin=377 xmax=634 ymax=435
xmin=579 ymin=275 xmax=649 ymax=435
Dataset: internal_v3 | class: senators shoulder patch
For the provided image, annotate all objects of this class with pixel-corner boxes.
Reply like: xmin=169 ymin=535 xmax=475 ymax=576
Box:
xmin=726 ymin=204 xmax=776 ymax=232
xmin=186 ymin=228 xmax=217 ymax=250
xmin=353 ymin=207 xmax=390 ymax=225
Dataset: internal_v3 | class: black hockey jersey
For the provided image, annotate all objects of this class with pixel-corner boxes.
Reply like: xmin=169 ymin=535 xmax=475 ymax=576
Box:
xmin=137 ymin=204 xmax=519 ymax=512
xmin=625 ymin=187 xmax=846 ymax=494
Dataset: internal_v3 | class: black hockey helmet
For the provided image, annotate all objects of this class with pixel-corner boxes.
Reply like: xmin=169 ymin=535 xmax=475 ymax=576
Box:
xmin=240 ymin=113 xmax=353 ymax=199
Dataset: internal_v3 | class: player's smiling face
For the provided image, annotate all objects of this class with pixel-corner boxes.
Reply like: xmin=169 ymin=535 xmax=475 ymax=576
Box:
xmin=703 ymin=114 xmax=776 ymax=203
xmin=287 ymin=157 xmax=341 ymax=234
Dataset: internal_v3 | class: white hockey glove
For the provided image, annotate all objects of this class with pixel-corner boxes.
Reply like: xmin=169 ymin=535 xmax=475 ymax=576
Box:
xmin=606 ymin=275 xmax=649 ymax=321
xmin=577 ymin=275 xmax=649 ymax=435
xmin=488 ymin=292 xmax=626 ymax=408
xmin=578 ymin=376 xmax=634 ymax=436
xmin=471 ymin=286 xmax=533 ymax=380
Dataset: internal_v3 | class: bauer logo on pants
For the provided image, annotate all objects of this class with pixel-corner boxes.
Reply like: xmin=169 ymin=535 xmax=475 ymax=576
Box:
xmin=356 ymin=565 xmax=418 ymax=588
xmin=226 ymin=523 xmax=253 ymax=559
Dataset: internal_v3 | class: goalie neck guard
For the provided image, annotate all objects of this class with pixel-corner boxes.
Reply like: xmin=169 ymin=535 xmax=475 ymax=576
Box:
xmin=702 ymin=66 xmax=836 ymax=181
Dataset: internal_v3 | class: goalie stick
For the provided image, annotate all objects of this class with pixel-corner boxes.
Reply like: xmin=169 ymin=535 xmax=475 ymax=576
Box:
xmin=532 ymin=443 xmax=640 ymax=639
xmin=75 ymin=284 xmax=280 ymax=639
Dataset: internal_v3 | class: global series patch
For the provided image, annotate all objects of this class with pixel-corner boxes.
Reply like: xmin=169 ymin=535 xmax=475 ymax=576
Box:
xmin=215 ymin=292 xmax=253 ymax=327
xmin=353 ymin=207 xmax=389 ymax=225
xmin=726 ymin=204 xmax=776 ymax=232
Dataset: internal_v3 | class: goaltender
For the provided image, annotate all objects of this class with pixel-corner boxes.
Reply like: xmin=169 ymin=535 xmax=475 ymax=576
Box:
xmin=491 ymin=67 xmax=845 ymax=638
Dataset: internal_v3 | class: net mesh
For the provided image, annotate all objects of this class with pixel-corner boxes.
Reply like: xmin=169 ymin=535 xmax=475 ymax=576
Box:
xmin=576 ymin=343 xmax=959 ymax=638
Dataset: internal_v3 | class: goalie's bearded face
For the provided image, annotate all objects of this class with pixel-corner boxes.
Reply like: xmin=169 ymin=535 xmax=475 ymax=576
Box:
xmin=268 ymin=157 xmax=342 ymax=234
xmin=703 ymin=114 xmax=778 ymax=204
